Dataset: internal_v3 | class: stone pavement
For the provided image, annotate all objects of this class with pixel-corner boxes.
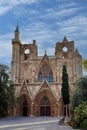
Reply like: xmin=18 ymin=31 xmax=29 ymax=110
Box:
xmin=0 ymin=116 xmax=80 ymax=130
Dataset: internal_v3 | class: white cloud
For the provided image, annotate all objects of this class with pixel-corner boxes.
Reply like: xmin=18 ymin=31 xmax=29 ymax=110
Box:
xmin=10 ymin=0 xmax=36 ymax=5
xmin=21 ymin=22 xmax=56 ymax=43
xmin=59 ymin=16 xmax=87 ymax=27
xmin=0 ymin=42 xmax=11 ymax=57
xmin=0 ymin=32 xmax=13 ymax=65
xmin=39 ymin=7 xmax=78 ymax=21
xmin=56 ymin=16 xmax=87 ymax=37
xmin=0 ymin=0 xmax=36 ymax=5
xmin=0 ymin=5 xmax=11 ymax=15
xmin=1 ymin=0 xmax=77 ymax=20
xmin=0 ymin=42 xmax=12 ymax=65
xmin=44 ymin=2 xmax=78 ymax=19
xmin=0 ymin=0 xmax=38 ymax=15
xmin=56 ymin=8 xmax=78 ymax=17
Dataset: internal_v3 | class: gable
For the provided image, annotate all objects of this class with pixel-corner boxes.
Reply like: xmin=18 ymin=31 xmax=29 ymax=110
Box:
xmin=34 ymin=80 xmax=58 ymax=101
xmin=18 ymin=80 xmax=32 ymax=100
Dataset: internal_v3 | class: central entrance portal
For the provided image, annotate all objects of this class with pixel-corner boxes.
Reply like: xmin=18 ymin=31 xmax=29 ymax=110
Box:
xmin=23 ymin=99 xmax=28 ymax=116
xmin=40 ymin=96 xmax=51 ymax=116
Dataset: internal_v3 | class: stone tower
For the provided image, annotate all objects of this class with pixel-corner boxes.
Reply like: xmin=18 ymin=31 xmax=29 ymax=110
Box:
xmin=11 ymin=26 xmax=82 ymax=117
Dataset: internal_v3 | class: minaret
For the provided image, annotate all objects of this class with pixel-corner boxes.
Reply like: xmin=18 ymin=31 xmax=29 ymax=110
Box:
xmin=12 ymin=25 xmax=21 ymax=61
xmin=11 ymin=25 xmax=21 ymax=83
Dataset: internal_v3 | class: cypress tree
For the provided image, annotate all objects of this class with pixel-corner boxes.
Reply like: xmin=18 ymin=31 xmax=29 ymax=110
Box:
xmin=61 ymin=65 xmax=70 ymax=116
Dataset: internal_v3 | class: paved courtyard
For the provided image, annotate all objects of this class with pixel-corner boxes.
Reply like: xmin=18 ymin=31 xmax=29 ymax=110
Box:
xmin=0 ymin=117 xmax=80 ymax=130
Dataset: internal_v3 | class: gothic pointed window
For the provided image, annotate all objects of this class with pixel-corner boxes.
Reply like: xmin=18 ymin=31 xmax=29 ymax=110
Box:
xmin=38 ymin=64 xmax=53 ymax=82
xmin=38 ymin=71 xmax=42 ymax=81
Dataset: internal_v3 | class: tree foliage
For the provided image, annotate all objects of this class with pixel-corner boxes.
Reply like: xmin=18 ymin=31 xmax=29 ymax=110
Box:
xmin=61 ymin=65 xmax=70 ymax=105
xmin=73 ymin=101 xmax=87 ymax=128
xmin=71 ymin=90 xmax=82 ymax=110
xmin=61 ymin=65 xmax=70 ymax=116
xmin=82 ymin=59 xmax=87 ymax=71
xmin=0 ymin=64 xmax=16 ymax=118
xmin=72 ymin=76 xmax=87 ymax=110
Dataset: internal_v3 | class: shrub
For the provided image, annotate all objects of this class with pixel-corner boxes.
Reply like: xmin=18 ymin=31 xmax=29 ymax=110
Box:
xmin=80 ymin=119 xmax=87 ymax=129
xmin=73 ymin=101 xmax=87 ymax=128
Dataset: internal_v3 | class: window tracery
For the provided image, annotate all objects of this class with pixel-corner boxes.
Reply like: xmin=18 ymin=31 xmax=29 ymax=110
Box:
xmin=38 ymin=64 xmax=53 ymax=82
xmin=40 ymin=96 xmax=50 ymax=106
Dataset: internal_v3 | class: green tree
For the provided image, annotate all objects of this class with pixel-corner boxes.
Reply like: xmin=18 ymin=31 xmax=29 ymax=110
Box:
xmin=61 ymin=65 xmax=70 ymax=116
xmin=73 ymin=101 xmax=87 ymax=128
xmin=72 ymin=76 xmax=87 ymax=110
xmin=83 ymin=59 xmax=87 ymax=71
xmin=0 ymin=64 xmax=16 ymax=118
xmin=71 ymin=90 xmax=82 ymax=110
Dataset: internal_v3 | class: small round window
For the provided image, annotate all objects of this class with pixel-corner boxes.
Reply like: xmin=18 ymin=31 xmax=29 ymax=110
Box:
xmin=62 ymin=47 xmax=68 ymax=52
xmin=24 ymin=49 xmax=30 ymax=54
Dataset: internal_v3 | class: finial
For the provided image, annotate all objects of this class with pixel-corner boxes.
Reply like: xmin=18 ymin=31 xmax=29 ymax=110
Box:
xmin=45 ymin=50 xmax=47 ymax=55
xmin=75 ymin=48 xmax=81 ymax=56
xmin=75 ymin=48 xmax=79 ymax=54
xmin=63 ymin=36 xmax=68 ymax=42
xmin=15 ymin=24 xmax=19 ymax=32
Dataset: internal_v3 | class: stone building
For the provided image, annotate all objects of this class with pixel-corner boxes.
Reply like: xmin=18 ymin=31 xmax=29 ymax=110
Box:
xmin=11 ymin=25 xmax=82 ymax=116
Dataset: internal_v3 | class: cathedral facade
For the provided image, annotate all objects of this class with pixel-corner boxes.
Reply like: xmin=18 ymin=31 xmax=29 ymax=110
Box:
xmin=11 ymin=26 xmax=82 ymax=116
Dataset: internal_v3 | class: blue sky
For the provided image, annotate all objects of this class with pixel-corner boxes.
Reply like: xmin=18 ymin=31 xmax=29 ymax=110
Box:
xmin=0 ymin=0 xmax=87 ymax=67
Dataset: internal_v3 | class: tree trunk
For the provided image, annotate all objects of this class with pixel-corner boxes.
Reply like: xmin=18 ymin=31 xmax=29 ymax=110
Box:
xmin=66 ymin=105 xmax=67 ymax=117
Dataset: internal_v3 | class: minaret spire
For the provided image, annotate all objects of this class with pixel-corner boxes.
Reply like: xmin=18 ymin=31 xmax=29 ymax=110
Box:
xmin=15 ymin=24 xmax=19 ymax=32
xmin=45 ymin=50 xmax=47 ymax=55
xmin=14 ymin=24 xmax=20 ymax=40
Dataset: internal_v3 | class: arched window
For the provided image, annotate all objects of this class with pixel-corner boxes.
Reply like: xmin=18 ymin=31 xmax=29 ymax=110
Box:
xmin=38 ymin=64 xmax=53 ymax=82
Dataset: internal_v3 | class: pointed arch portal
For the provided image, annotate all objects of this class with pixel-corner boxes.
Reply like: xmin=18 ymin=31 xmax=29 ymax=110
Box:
xmin=40 ymin=96 xmax=51 ymax=116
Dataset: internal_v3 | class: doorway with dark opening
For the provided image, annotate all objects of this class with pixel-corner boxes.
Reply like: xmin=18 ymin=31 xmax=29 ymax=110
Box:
xmin=40 ymin=106 xmax=51 ymax=116
xmin=23 ymin=99 xmax=28 ymax=116
xmin=40 ymin=96 xmax=51 ymax=116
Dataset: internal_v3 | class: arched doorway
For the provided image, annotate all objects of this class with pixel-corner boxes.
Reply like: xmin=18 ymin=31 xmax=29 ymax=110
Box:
xmin=40 ymin=96 xmax=51 ymax=116
xmin=23 ymin=99 xmax=28 ymax=116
